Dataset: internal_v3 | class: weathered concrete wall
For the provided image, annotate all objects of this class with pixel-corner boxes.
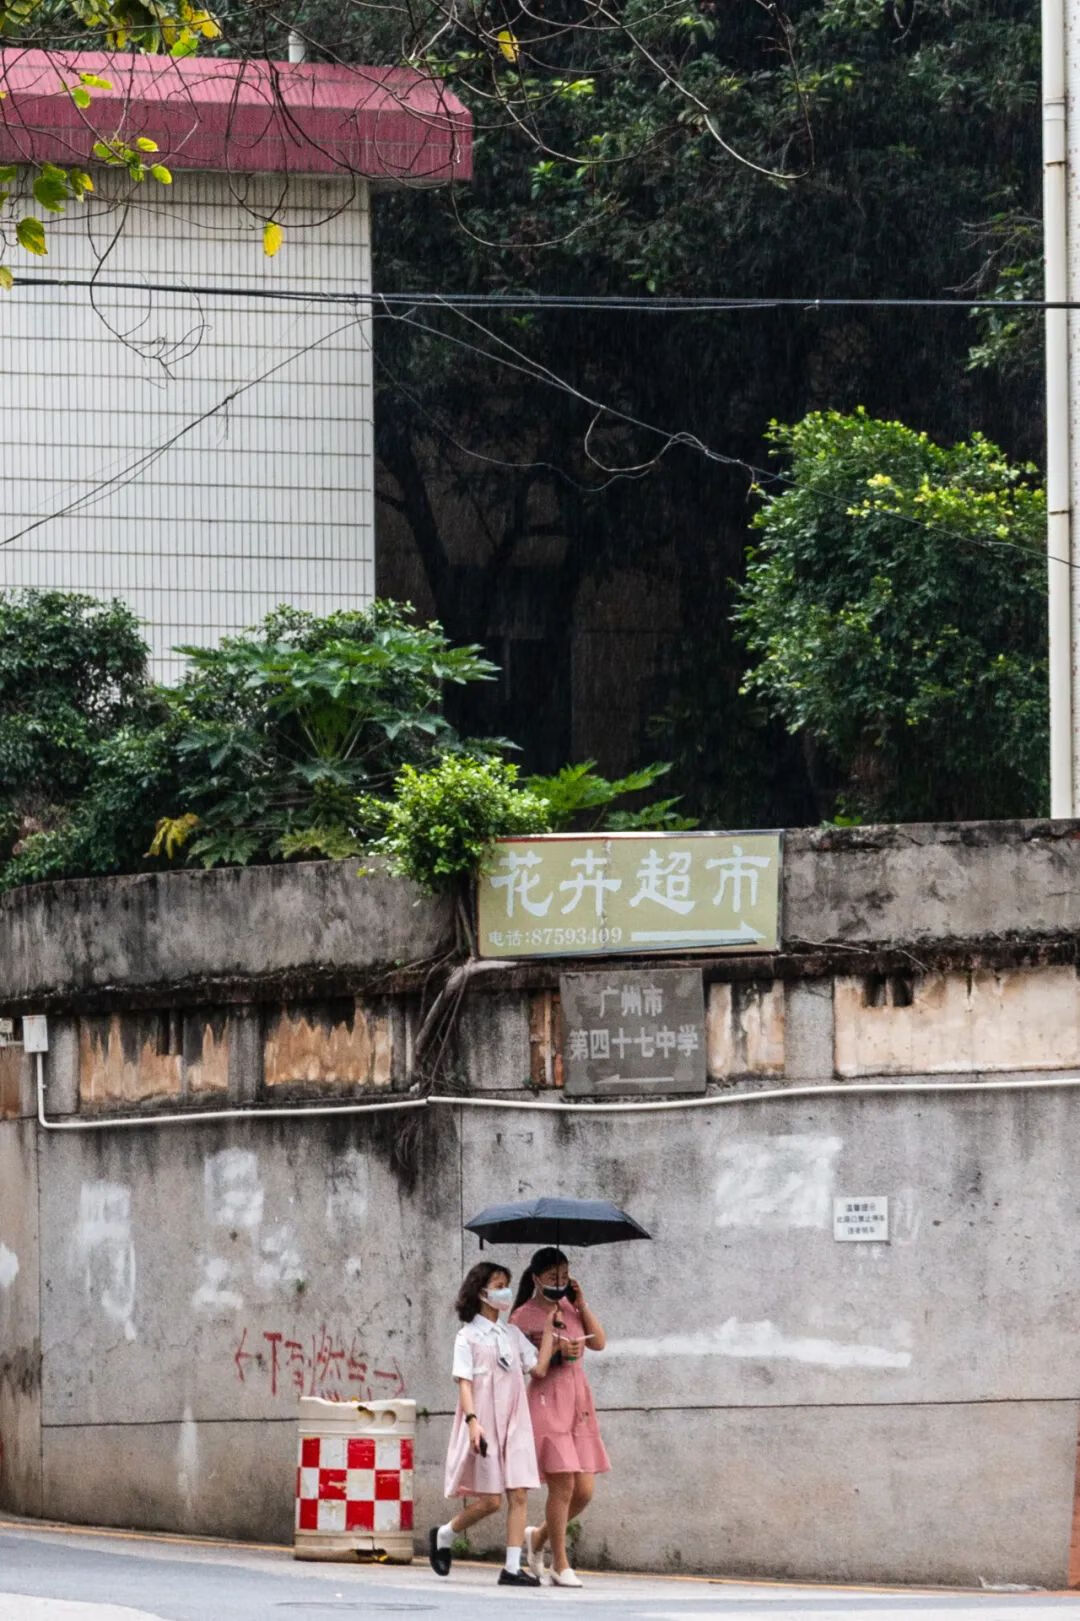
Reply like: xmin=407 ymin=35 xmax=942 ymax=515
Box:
xmin=783 ymin=819 xmax=1080 ymax=946
xmin=0 ymin=1046 xmax=41 ymax=1518
xmin=3 ymin=823 xmax=1080 ymax=1586
xmin=36 ymin=1110 xmax=460 ymax=1541
xmin=7 ymin=1089 xmax=1080 ymax=1585
xmin=0 ymin=863 xmax=454 ymax=1007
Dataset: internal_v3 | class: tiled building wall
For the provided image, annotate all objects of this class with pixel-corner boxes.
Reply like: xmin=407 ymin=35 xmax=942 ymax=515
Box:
xmin=0 ymin=171 xmax=374 ymax=678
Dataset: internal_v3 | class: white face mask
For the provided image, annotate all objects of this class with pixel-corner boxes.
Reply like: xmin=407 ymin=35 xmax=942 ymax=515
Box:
xmin=483 ymin=1286 xmax=513 ymax=1312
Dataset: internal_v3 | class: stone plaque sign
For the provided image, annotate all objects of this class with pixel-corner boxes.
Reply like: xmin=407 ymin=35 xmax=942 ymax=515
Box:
xmin=477 ymin=831 xmax=781 ymax=959
xmin=833 ymin=1196 xmax=889 ymax=1243
xmin=559 ymin=968 xmax=707 ymax=1097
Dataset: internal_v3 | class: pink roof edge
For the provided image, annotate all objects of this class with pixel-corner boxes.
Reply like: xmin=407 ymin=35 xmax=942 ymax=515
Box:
xmin=0 ymin=48 xmax=472 ymax=182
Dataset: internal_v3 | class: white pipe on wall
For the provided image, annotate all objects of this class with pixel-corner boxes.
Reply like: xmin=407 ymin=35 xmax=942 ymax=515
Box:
xmin=34 ymin=1052 xmax=1080 ymax=1134
xmin=1044 ymin=0 xmax=1074 ymax=815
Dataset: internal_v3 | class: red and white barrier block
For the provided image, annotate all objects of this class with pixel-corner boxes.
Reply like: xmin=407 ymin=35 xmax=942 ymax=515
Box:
xmin=294 ymin=1398 xmax=416 ymax=1563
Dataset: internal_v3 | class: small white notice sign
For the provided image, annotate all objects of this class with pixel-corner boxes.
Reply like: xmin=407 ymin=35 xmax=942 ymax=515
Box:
xmin=834 ymin=1196 xmax=889 ymax=1242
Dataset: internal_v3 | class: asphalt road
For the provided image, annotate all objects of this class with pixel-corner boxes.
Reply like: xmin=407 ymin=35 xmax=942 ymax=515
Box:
xmin=2 ymin=1519 xmax=1079 ymax=1621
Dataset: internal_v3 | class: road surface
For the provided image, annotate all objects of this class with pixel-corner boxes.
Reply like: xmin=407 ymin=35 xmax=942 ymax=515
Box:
xmin=1 ymin=1516 xmax=1078 ymax=1621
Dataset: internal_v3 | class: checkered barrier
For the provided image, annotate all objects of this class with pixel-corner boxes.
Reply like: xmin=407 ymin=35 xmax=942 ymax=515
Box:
xmin=296 ymin=1434 xmax=415 ymax=1536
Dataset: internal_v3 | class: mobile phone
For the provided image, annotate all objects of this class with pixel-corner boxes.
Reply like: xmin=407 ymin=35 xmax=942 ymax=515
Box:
xmin=479 ymin=1436 xmax=488 ymax=1457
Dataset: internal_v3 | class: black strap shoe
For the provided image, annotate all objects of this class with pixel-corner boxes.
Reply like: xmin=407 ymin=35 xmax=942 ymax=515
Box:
xmin=428 ymin=1527 xmax=452 ymax=1577
xmin=498 ymin=1568 xmax=542 ymax=1586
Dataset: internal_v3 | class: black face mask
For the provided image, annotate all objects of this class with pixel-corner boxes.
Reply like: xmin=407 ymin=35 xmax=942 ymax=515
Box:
xmin=541 ymin=1284 xmax=571 ymax=1301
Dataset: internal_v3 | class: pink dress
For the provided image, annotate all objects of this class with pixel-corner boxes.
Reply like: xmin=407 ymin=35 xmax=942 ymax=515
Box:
xmin=511 ymin=1298 xmax=610 ymax=1479
xmin=444 ymin=1316 xmax=541 ymax=1498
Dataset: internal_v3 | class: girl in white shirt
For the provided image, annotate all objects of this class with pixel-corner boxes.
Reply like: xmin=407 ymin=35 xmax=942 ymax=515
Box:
xmin=429 ymin=1260 xmax=556 ymax=1586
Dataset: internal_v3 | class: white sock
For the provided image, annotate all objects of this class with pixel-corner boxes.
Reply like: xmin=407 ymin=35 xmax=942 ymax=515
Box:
xmin=505 ymin=1545 xmax=522 ymax=1574
xmin=437 ymin=1522 xmax=455 ymax=1550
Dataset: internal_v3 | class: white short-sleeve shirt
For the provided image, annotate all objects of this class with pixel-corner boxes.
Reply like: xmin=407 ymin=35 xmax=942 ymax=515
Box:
xmin=452 ymin=1315 xmax=538 ymax=1380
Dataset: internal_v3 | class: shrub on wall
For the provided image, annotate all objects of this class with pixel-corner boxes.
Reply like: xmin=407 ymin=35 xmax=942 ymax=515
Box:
xmin=371 ymin=755 xmax=551 ymax=895
xmin=0 ymin=598 xmax=683 ymax=892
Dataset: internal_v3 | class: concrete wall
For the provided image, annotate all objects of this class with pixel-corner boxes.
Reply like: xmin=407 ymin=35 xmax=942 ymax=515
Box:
xmin=4 ymin=822 xmax=1080 ymax=1585
xmin=0 ymin=862 xmax=453 ymax=1008
xmin=0 ymin=1047 xmax=41 ymax=1520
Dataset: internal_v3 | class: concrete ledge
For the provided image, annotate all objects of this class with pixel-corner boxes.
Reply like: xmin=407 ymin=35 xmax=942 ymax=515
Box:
xmin=0 ymin=863 xmax=455 ymax=1009
xmin=784 ymin=818 xmax=1080 ymax=946
xmin=1 ymin=821 xmax=1078 ymax=1011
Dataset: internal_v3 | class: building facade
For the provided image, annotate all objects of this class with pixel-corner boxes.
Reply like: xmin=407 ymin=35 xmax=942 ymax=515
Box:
xmin=0 ymin=51 xmax=470 ymax=677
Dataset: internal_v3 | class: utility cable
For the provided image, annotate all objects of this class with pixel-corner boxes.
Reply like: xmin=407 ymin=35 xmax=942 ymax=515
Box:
xmin=3 ymin=276 xmax=1075 ymax=312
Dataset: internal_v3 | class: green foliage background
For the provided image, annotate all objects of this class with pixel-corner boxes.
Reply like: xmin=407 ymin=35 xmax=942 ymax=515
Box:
xmin=0 ymin=0 xmax=1053 ymax=829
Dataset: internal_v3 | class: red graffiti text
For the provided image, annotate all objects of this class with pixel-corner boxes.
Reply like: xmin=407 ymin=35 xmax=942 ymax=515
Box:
xmin=233 ymin=1323 xmax=406 ymax=1402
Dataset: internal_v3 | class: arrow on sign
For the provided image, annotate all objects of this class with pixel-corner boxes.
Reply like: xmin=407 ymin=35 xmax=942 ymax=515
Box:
xmin=594 ymin=1076 xmax=679 ymax=1089
xmin=628 ymin=921 xmax=765 ymax=945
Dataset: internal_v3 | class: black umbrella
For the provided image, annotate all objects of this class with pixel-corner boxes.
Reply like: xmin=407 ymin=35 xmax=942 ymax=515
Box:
xmin=464 ymin=1196 xmax=651 ymax=1249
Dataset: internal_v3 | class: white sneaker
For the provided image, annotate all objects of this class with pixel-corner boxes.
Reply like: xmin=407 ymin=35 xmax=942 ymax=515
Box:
xmin=551 ymin=1567 xmax=583 ymax=1588
xmin=524 ymin=1527 xmax=547 ymax=1582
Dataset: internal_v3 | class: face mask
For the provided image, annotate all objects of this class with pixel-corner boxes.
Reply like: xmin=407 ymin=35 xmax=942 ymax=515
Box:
xmin=484 ymin=1286 xmax=513 ymax=1311
xmin=541 ymin=1284 xmax=571 ymax=1302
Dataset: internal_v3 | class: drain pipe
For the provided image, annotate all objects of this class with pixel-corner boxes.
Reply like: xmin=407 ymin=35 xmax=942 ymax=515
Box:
xmin=287 ymin=29 xmax=307 ymax=63
xmin=1045 ymin=0 xmax=1074 ymax=816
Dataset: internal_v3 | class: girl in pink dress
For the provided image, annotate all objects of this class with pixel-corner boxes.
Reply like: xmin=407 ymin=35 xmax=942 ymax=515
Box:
xmin=430 ymin=1260 xmax=557 ymax=1587
xmin=511 ymin=1246 xmax=610 ymax=1588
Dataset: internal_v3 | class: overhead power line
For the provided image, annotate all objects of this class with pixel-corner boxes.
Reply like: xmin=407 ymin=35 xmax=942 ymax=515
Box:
xmin=4 ymin=280 xmax=1056 ymax=584
xmin=1 ymin=276 xmax=1067 ymax=312
xmin=1 ymin=273 xmax=1055 ymax=586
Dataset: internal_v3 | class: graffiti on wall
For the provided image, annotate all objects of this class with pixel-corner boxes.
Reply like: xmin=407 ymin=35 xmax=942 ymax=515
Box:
xmin=233 ymin=1323 xmax=405 ymax=1402
xmin=72 ymin=1181 xmax=138 ymax=1343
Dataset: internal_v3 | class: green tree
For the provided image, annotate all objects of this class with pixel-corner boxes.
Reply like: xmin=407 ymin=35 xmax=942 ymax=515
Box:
xmin=0 ymin=590 xmax=152 ymax=854
xmin=362 ymin=0 xmax=1045 ymax=807
xmin=734 ymin=409 xmax=1047 ymax=823
xmin=1 ymin=600 xmax=499 ymax=882
xmin=1 ymin=723 xmax=183 ymax=888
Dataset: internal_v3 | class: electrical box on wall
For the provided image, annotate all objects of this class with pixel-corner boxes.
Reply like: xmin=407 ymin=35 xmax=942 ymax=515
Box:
xmin=22 ymin=1015 xmax=48 ymax=1053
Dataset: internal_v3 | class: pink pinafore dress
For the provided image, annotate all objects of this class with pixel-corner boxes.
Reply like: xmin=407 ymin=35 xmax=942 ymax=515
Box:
xmin=444 ymin=1316 xmax=541 ymax=1498
xmin=511 ymin=1298 xmax=610 ymax=1480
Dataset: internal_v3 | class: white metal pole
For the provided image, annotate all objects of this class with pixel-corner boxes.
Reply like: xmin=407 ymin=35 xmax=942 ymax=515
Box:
xmin=1044 ymin=0 xmax=1074 ymax=816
